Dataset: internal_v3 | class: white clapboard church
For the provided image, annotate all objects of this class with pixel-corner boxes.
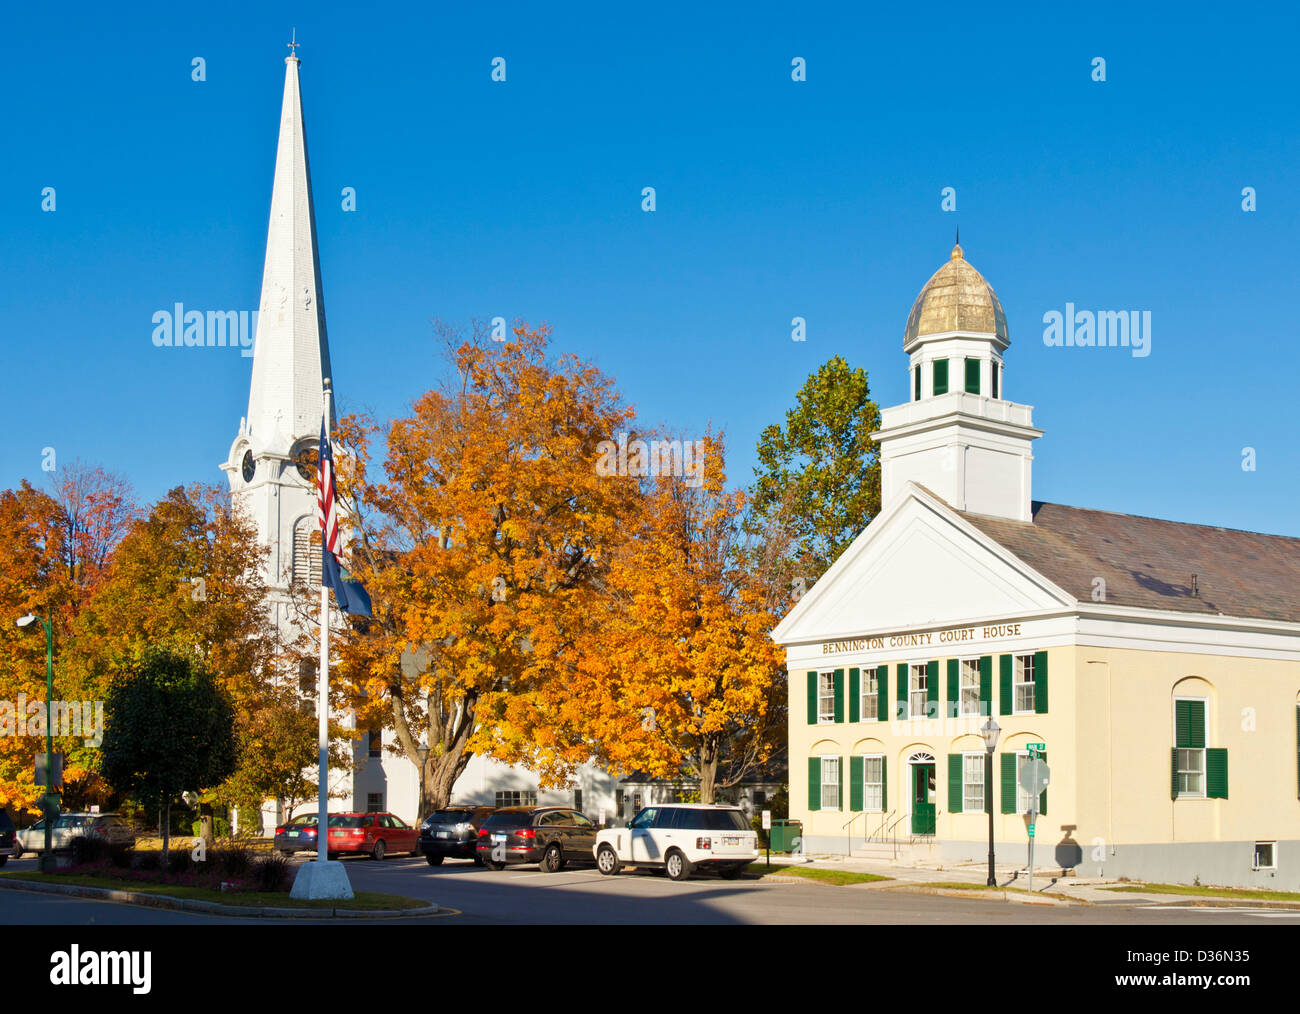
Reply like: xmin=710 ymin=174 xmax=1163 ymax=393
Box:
xmin=221 ymin=46 xmax=623 ymax=832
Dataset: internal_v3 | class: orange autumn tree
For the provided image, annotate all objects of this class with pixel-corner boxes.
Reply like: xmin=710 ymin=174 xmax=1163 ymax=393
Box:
xmin=562 ymin=433 xmax=787 ymax=803
xmin=331 ymin=324 xmax=639 ymax=813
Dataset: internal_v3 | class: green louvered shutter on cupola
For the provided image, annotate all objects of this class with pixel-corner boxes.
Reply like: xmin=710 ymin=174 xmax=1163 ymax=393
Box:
xmin=946 ymin=659 xmax=959 ymax=718
xmin=926 ymin=660 xmax=939 ymax=717
xmin=1000 ymin=753 xmax=1017 ymax=814
xmin=833 ymin=669 xmax=845 ymax=723
xmin=807 ymin=671 xmax=818 ymax=724
xmin=808 ymin=757 xmax=821 ymax=811
xmin=1033 ymin=651 xmax=1049 ymax=714
xmin=933 ymin=358 xmax=949 ymax=396
xmin=999 ymin=654 xmax=1013 ymax=715
xmin=948 ymin=754 xmax=963 ymax=813
xmin=965 ymin=356 xmax=980 ymax=394
xmin=850 ymin=755 xmax=864 ymax=811
xmin=1207 ymin=748 xmax=1228 ymax=799
xmin=878 ymin=668 xmax=888 ymax=721
xmin=979 ymin=656 xmax=992 ymax=715
xmin=849 ymin=668 xmax=860 ymax=724
xmin=880 ymin=756 xmax=888 ymax=811
xmin=896 ymin=664 xmax=908 ymax=720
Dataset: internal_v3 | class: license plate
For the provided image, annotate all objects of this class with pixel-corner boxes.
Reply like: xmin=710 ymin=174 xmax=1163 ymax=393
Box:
xmin=492 ymin=834 xmax=506 ymax=842
xmin=288 ymin=831 xmax=298 ymax=838
xmin=436 ymin=831 xmax=450 ymax=838
xmin=723 ymin=836 xmax=741 ymax=846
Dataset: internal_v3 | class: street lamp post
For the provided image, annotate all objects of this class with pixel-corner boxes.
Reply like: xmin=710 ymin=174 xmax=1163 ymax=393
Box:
xmin=416 ymin=737 xmax=429 ymax=825
xmin=981 ymin=717 xmax=1001 ymax=887
xmin=17 ymin=613 xmax=57 ymax=872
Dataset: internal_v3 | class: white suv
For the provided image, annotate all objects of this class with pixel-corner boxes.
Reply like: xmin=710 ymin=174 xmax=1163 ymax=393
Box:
xmin=593 ymin=804 xmax=758 ymax=881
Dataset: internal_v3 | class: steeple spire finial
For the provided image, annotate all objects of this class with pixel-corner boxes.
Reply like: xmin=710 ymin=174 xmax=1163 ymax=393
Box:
xmin=287 ymin=28 xmax=300 ymax=61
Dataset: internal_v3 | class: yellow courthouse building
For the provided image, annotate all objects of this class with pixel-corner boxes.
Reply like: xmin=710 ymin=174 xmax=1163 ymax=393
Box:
xmin=772 ymin=245 xmax=1300 ymax=888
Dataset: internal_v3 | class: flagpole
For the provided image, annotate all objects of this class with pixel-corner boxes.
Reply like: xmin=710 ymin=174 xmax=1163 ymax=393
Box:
xmin=317 ymin=378 xmax=332 ymax=862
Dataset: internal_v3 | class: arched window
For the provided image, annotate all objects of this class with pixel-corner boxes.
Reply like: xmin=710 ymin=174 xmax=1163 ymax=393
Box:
xmin=292 ymin=516 xmax=322 ymax=587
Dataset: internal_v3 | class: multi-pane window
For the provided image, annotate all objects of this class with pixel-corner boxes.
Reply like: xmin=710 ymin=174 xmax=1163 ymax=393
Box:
xmin=368 ymin=728 xmax=382 ymax=758
xmin=366 ymin=793 xmax=384 ymax=813
xmin=1175 ymin=698 xmax=1207 ymax=797
xmin=960 ymin=658 xmax=981 ymax=717
xmin=1014 ymin=753 xmax=1036 ymax=813
xmin=863 ymin=756 xmax=884 ymax=811
xmin=861 ymin=667 xmax=879 ymax=720
xmin=1254 ymin=842 xmax=1276 ymax=870
xmin=818 ymin=672 xmax=835 ymax=723
xmin=573 ymin=789 xmax=583 ymax=811
xmin=494 ymin=790 xmax=538 ymax=808
xmin=821 ymin=757 xmax=840 ymax=811
xmin=1014 ymin=655 xmax=1036 ymax=713
xmin=962 ymin=753 xmax=985 ymax=812
xmin=909 ymin=664 xmax=928 ymax=718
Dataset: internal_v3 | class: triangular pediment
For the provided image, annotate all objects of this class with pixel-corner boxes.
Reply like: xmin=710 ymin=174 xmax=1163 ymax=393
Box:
xmin=773 ymin=484 xmax=1074 ymax=646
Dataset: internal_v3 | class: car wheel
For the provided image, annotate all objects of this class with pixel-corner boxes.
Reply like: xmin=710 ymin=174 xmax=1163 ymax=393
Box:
xmin=485 ymin=861 xmax=506 ymax=871
xmin=472 ymin=854 xmax=485 ymax=866
xmin=10 ymin=846 xmax=21 ymax=861
xmin=718 ymin=863 xmax=745 ymax=880
xmin=372 ymin=840 xmax=386 ymax=861
xmin=596 ymin=845 xmax=621 ymax=876
xmin=665 ymin=849 xmax=693 ymax=881
xmin=426 ymin=854 xmax=444 ymax=866
xmin=540 ymin=842 xmax=565 ymax=873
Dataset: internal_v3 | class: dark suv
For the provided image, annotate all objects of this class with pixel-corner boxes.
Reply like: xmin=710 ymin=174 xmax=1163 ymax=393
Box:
xmin=0 ymin=811 xmax=15 ymax=867
xmin=476 ymin=806 xmax=598 ymax=872
xmin=418 ymin=806 xmax=495 ymax=866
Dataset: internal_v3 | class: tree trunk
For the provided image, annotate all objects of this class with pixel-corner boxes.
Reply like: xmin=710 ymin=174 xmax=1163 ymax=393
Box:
xmin=698 ymin=739 xmax=719 ymax=804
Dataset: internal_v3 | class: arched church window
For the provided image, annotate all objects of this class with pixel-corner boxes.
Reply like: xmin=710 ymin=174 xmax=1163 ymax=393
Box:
xmin=292 ymin=516 xmax=322 ymax=587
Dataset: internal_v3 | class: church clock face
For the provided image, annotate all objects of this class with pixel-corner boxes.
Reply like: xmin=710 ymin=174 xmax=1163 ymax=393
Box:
xmin=241 ymin=450 xmax=256 ymax=483
xmin=294 ymin=446 xmax=318 ymax=482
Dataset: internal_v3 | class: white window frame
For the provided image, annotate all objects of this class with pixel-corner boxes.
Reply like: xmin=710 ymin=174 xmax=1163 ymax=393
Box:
xmin=862 ymin=754 xmax=884 ymax=812
xmin=1253 ymin=841 xmax=1277 ymax=870
xmin=909 ymin=663 xmax=928 ymax=719
xmin=1174 ymin=695 xmax=1208 ymax=799
xmin=860 ymin=667 xmax=879 ymax=722
xmin=962 ymin=752 xmax=985 ymax=812
xmin=818 ymin=672 xmax=835 ymax=724
xmin=1013 ymin=654 xmax=1036 ymax=714
xmin=959 ymin=658 xmax=981 ymax=717
xmin=820 ymin=756 xmax=841 ymax=811
xmin=1014 ymin=751 xmax=1043 ymax=814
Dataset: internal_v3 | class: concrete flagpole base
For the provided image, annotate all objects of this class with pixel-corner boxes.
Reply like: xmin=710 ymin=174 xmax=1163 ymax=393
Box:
xmin=290 ymin=860 xmax=354 ymax=900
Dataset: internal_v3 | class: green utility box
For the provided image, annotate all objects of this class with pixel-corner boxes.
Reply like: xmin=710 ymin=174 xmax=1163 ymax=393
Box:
xmin=768 ymin=819 xmax=802 ymax=853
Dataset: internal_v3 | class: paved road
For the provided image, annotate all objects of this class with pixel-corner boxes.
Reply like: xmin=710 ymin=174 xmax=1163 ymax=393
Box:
xmin=4 ymin=852 xmax=1299 ymax=924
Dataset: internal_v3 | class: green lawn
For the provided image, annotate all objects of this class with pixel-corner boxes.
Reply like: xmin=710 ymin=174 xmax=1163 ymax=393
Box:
xmin=1102 ymin=882 xmax=1300 ymax=903
xmin=0 ymin=871 xmax=425 ymax=910
xmin=745 ymin=863 xmax=891 ymax=886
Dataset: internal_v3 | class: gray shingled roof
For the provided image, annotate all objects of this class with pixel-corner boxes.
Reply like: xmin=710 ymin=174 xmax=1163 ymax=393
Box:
xmin=958 ymin=501 xmax=1300 ymax=624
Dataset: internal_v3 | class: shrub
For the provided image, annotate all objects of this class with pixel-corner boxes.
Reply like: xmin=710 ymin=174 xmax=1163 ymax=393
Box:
xmin=131 ymin=850 xmax=161 ymax=872
xmin=211 ymin=840 xmax=253 ymax=878
xmin=190 ymin=816 xmax=232 ymax=839
xmin=250 ymin=852 xmax=291 ymax=892
xmin=69 ymin=835 xmax=108 ymax=866
xmin=166 ymin=847 xmax=192 ymax=875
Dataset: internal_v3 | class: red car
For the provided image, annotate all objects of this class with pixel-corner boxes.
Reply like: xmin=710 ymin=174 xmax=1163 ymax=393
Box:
xmin=325 ymin=812 xmax=418 ymax=860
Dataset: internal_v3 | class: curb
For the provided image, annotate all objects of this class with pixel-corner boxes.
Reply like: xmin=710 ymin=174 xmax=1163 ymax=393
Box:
xmin=889 ymin=884 xmax=1082 ymax=906
xmin=0 ymin=877 xmax=438 ymax=919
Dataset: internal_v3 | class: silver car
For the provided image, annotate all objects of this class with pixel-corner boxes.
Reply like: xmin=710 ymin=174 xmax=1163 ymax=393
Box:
xmin=15 ymin=812 xmax=135 ymax=856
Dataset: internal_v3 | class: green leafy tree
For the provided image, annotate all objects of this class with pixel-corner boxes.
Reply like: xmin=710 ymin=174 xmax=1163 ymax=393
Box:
xmin=748 ymin=355 xmax=882 ymax=595
xmin=99 ymin=648 xmax=237 ymax=870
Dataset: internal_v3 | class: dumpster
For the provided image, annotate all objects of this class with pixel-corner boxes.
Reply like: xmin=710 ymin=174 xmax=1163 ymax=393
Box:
xmin=768 ymin=818 xmax=803 ymax=853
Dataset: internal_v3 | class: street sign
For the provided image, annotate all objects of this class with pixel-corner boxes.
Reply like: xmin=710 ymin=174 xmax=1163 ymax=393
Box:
xmin=1019 ymin=760 xmax=1050 ymax=796
xmin=762 ymin=809 xmax=772 ymax=830
xmin=34 ymin=752 xmax=64 ymax=788
xmin=1027 ymin=823 xmax=1036 ymax=838
xmin=1027 ymin=741 xmax=1045 ymax=757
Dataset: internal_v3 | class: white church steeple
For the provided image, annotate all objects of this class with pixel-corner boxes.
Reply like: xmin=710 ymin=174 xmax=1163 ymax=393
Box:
xmin=223 ymin=45 xmax=334 ymax=597
xmin=872 ymin=243 xmax=1042 ymax=522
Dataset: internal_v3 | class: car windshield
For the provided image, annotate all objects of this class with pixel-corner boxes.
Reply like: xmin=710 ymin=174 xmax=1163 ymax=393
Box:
xmin=426 ymin=811 xmax=470 ymax=823
xmin=328 ymin=815 xmax=370 ymax=828
xmin=482 ymin=812 xmax=533 ymax=830
xmin=290 ymin=816 xmax=317 ymax=827
xmin=55 ymin=815 xmax=91 ymax=829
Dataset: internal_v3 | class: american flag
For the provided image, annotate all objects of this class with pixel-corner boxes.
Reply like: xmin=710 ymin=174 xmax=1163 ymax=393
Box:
xmin=316 ymin=418 xmax=371 ymax=616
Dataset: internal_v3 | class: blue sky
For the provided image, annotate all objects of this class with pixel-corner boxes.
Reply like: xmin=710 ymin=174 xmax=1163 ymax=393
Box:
xmin=2 ymin=2 xmax=1297 ymax=535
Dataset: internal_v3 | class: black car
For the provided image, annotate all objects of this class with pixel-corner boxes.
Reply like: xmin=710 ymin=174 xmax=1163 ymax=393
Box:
xmin=0 ymin=811 xmax=14 ymax=867
xmin=418 ymin=806 xmax=495 ymax=866
xmin=476 ymin=806 xmax=599 ymax=873
xmin=273 ymin=813 xmax=319 ymax=855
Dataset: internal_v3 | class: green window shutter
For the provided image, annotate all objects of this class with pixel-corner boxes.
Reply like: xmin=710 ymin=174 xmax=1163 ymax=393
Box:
xmin=1033 ymin=651 xmax=1049 ymax=714
xmin=964 ymin=357 xmax=980 ymax=394
xmin=850 ymin=755 xmax=864 ymax=811
xmin=933 ymin=358 xmax=949 ymax=396
xmin=1177 ymin=700 xmax=1206 ymax=748
xmin=896 ymin=664 xmax=908 ymax=720
xmin=877 ymin=667 xmax=888 ymax=721
xmin=1207 ymin=748 xmax=1228 ymax=799
xmin=1171 ymin=748 xmax=1179 ymax=800
xmin=808 ymin=757 xmax=821 ymax=811
xmin=979 ymin=655 xmax=992 ymax=714
xmin=926 ymin=660 xmax=939 ymax=717
xmin=948 ymin=754 xmax=963 ymax=813
xmin=849 ymin=668 xmax=860 ymax=724
xmin=1000 ymin=753 xmax=1017 ymax=814
xmin=807 ymin=671 xmax=818 ymax=725
xmin=880 ymin=756 xmax=888 ymax=811
xmin=946 ymin=659 xmax=959 ymax=718
xmin=992 ymin=363 xmax=1000 ymax=399
xmin=999 ymin=654 xmax=1013 ymax=715
xmin=913 ymin=366 xmax=921 ymax=401
xmin=837 ymin=757 xmax=845 ymax=810
xmin=1038 ymin=750 xmax=1047 ymax=814
xmin=833 ymin=669 xmax=845 ymax=724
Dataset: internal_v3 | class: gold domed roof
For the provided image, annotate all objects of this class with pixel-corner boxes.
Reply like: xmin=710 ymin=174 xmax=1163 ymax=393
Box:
xmin=903 ymin=244 xmax=1009 ymax=347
